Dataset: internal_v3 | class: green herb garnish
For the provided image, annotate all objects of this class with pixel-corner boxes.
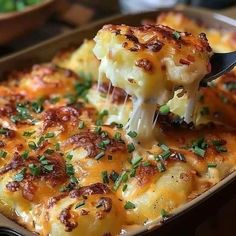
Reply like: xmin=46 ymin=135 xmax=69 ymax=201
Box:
xmin=159 ymin=104 xmax=170 ymax=115
xmin=124 ymin=201 xmax=136 ymax=210
xmin=14 ymin=168 xmax=26 ymax=182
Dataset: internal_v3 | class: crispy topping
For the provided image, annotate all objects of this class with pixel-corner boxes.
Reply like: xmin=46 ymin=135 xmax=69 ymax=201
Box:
xmin=43 ymin=106 xmax=80 ymax=130
xmin=135 ymin=59 xmax=153 ymax=72
xmin=136 ymin=164 xmax=157 ymax=186
xmin=96 ymin=197 xmax=112 ymax=212
xmin=59 ymin=206 xmax=78 ymax=232
xmin=70 ymin=183 xmax=110 ymax=198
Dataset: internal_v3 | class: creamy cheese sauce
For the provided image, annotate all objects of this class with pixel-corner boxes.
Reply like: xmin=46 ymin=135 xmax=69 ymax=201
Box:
xmin=93 ymin=24 xmax=212 ymax=142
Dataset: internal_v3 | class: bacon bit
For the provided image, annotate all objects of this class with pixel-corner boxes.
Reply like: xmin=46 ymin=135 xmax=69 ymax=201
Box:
xmin=125 ymin=34 xmax=139 ymax=44
xmin=68 ymin=131 xmax=126 ymax=158
xmin=16 ymin=144 xmax=24 ymax=151
xmin=59 ymin=206 xmax=78 ymax=232
xmin=70 ymin=183 xmax=110 ymax=198
xmin=6 ymin=181 xmax=20 ymax=192
xmin=98 ymin=83 xmax=128 ymax=104
xmin=80 ymin=209 xmax=89 ymax=216
xmin=68 ymin=132 xmax=102 ymax=157
xmin=103 ymin=233 xmax=112 ymax=236
xmin=136 ymin=164 xmax=157 ymax=186
xmin=43 ymin=153 xmax=67 ymax=187
xmin=96 ymin=211 xmax=106 ymax=220
xmin=179 ymin=58 xmax=191 ymax=65
xmin=146 ymin=40 xmax=164 ymax=52
xmin=180 ymin=172 xmax=192 ymax=182
xmin=187 ymin=55 xmax=195 ymax=62
xmin=199 ymin=33 xmax=212 ymax=52
xmin=97 ymin=197 xmax=112 ymax=212
xmin=22 ymin=180 xmax=37 ymax=201
xmin=0 ymin=141 xmax=5 ymax=147
xmin=0 ymin=152 xmax=24 ymax=175
xmin=0 ymin=105 xmax=15 ymax=118
xmin=135 ymin=58 xmax=153 ymax=72
xmin=122 ymin=42 xmax=128 ymax=48
xmin=43 ymin=106 xmax=80 ymax=130
xmin=48 ymin=193 xmax=68 ymax=208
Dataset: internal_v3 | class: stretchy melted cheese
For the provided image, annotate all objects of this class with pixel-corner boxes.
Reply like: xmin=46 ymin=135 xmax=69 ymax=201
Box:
xmin=93 ymin=24 xmax=212 ymax=140
xmin=0 ymin=12 xmax=235 ymax=236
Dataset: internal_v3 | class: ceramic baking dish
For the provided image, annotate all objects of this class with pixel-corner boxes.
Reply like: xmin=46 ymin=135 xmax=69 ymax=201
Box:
xmin=0 ymin=5 xmax=235 ymax=236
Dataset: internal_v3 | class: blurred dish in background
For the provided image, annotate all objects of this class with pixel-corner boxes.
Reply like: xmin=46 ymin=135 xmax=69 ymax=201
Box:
xmin=0 ymin=0 xmax=59 ymax=45
xmin=0 ymin=0 xmax=43 ymax=13
xmin=120 ymin=0 xmax=178 ymax=12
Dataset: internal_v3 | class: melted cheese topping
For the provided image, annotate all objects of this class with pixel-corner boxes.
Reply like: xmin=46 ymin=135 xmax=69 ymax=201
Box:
xmin=93 ymin=24 xmax=212 ymax=141
xmin=0 ymin=12 xmax=235 ymax=236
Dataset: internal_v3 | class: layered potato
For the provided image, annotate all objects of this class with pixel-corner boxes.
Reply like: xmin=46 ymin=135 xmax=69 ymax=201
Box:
xmin=0 ymin=12 xmax=235 ymax=236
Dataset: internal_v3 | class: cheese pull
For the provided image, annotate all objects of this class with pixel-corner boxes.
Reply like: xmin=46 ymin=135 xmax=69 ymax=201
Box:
xmin=93 ymin=24 xmax=212 ymax=141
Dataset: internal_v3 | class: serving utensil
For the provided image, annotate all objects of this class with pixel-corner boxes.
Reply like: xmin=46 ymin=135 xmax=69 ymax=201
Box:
xmin=201 ymin=51 xmax=236 ymax=86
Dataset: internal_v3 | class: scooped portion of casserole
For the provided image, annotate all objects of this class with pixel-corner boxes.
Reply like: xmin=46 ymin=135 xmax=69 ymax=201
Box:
xmin=93 ymin=24 xmax=212 ymax=141
xmin=0 ymin=12 xmax=235 ymax=236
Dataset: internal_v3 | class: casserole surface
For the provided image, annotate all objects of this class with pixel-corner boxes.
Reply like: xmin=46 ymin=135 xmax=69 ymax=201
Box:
xmin=0 ymin=7 xmax=236 ymax=236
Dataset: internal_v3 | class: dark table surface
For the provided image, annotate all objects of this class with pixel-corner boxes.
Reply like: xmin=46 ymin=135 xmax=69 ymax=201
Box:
xmin=0 ymin=1 xmax=236 ymax=236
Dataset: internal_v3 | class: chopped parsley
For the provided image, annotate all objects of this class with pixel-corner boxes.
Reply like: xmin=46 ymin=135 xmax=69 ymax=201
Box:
xmin=66 ymin=153 xmax=73 ymax=160
xmin=114 ymin=132 xmax=122 ymax=141
xmin=55 ymin=143 xmax=60 ymax=151
xmin=14 ymin=168 xmax=26 ymax=182
xmin=131 ymin=155 xmax=142 ymax=166
xmin=124 ymin=201 xmax=136 ymax=210
xmin=127 ymin=143 xmax=135 ymax=153
xmin=96 ymin=110 xmax=109 ymax=125
xmin=116 ymin=123 xmax=123 ymax=129
xmin=0 ymin=150 xmax=7 ymax=158
xmin=159 ymin=104 xmax=170 ymax=115
xmin=127 ymin=131 xmax=137 ymax=138
xmin=75 ymin=201 xmax=85 ymax=209
xmin=23 ymin=130 xmax=36 ymax=137
xmin=157 ymin=162 xmax=166 ymax=172
xmin=75 ymin=75 xmax=92 ymax=101
xmin=70 ymin=176 xmax=78 ymax=184
xmin=66 ymin=164 xmax=75 ymax=176
xmin=122 ymin=184 xmax=128 ymax=192
xmin=31 ymin=98 xmax=44 ymax=113
xmin=191 ymin=137 xmax=208 ymax=157
xmin=43 ymin=164 xmax=54 ymax=172
xmin=101 ymin=170 xmax=109 ymax=184
xmin=29 ymin=164 xmax=41 ymax=176
xmin=208 ymin=163 xmax=217 ymax=168
xmin=172 ymin=31 xmax=181 ymax=40
xmin=78 ymin=121 xmax=85 ymax=129
xmin=0 ymin=128 xmax=8 ymax=135
xmin=212 ymin=140 xmax=227 ymax=153
xmin=28 ymin=141 xmax=37 ymax=150
xmin=49 ymin=96 xmax=60 ymax=104
xmin=95 ymin=151 xmax=105 ymax=160
xmin=160 ymin=209 xmax=169 ymax=218
xmin=109 ymin=170 xmax=119 ymax=182
xmin=45 ymin=132 xmax=55 ymax=138
xmin=94 ymin=126 xmax=102 ymax=134
xmin=11 ymin=103 xmax=32 ymax=123
xmin=21 ymin=150 xmax=29 ymax=159
xmin=44 ymin=149 xmax=54 ymax=155
xmin=113 ymin=171 xmax=127 ymax=191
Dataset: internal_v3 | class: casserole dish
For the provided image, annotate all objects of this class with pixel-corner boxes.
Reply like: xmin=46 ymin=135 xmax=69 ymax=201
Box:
xmin=0 ymin=0 xmax=58 ymax=45
xmin=0 ymin=5 xmax=236 ymax=236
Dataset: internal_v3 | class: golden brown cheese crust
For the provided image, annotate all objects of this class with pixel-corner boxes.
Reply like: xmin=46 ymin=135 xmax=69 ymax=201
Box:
xmin=0 ymin=12 xmax=235 ymax=236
